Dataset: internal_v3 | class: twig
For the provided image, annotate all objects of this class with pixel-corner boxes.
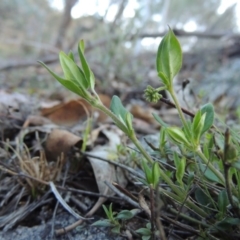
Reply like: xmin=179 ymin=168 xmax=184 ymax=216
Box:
xmin=49 ymin=181 xmax=91 ymax=220
xmin=50 ymin=159 xmax=69 ymax=239
xmin=155 ymin=185 xmax=167 ymax=240
xmin=104 ymin=181 xmax=140 ymax=208
xmin=112 ymin=182 xmax=138 ymax=201
xmin=160 ymin=97 xmax=195 ymax=118
xmin=149 ymin=186 xmax=155 ymax=240
xmin=81 ymin=151 xmax=144 ymax=178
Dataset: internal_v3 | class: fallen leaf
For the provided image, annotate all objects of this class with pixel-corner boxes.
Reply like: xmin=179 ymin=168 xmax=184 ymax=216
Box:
xmin=85 ymin=125 xmax=128 ymax=215
xmin=45 ymin=129 xmax=82 ymax=161
xmin=41 ymin=99 xmax=91 ymax=126
xmin=41 ymin=94 xmax=111 ymax=126
xmin=130 ymin=104 xmax=156 ymax=124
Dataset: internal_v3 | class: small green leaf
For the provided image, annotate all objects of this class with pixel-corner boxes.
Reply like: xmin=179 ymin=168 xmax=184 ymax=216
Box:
xmin=159 ymin=127 xmax=167 ymax=150
xmin=111 ymin=225 xmax=121 ymax=234
xmin=224 ymin=143 xmax=238 ymax=163
xmin=156 ymin=28 xmax=182 ymax=83
xmin=59 ymin=51 xmax=89 ymax=89
xmin=192 ymin=110 xmax=206 ymax=143
xmin=116 ymin=210 xmax=134 ymax=220
xmin=167 ymin=127 xmax=191 ymax=147
xmin=110 ymin=95 xmax=130 ymax=132
xmin=146 ymin=223 xmax=151 ymax=229
xmin=158 ymin=71 xmax=170 ymax=86
xmin=200 ymin=103 xmax=214 ymax=134
xmin=195 ymin=188 xmax=211 ymax=207
xmin=152 ymin=162 xmax=161 ymax=188
xmin=218 ymin=189 xmax=229 ymax=214
xmin=125 ymin=112 xmax=133 ymax=133
xmin=102 ymin=204 xmax=111 ymax=219
xmin=91 ymin=219 xmax=113 ymax=227
xmin=142 ymin=236 xmax=151 ymax=240
xmin=152 ymin=113 xmax=168 ymax=127
xmin=142 ymin=160 xmax=152 ymax=185
xmin=173 ymin=153 xmax=186 ymax=186
xmin=78 ymin=40 xmax=95 ymax=89
xmin=130 ymin=209 xmax=140 ymax=215
xmin=38 ymin=61 xmax=88 ymax=98
xmin=136 ymin=228 xmax=151 ymax=236
xmin=68 ymin=51 xmax=75 ymax=61
xmin=215 ymin=217 xmax=240 ymax=229
xmin=199 ymin=163 xmax=221 ymax=183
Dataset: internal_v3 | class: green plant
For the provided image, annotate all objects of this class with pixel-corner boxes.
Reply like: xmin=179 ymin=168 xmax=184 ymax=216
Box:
xmin=40 ymin=28 xmax=240 ymax=238
xmin=92 ymin=203 xmax=137 ymax=234
xmin=136 ymin=222 xmax=152 ymax=240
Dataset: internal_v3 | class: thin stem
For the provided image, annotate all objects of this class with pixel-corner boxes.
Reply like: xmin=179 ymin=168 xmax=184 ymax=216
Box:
xmin=169 ymin=208 xmax=209 ymax=228
xmin=223 ymin=164 xmax=236 ymax=211
xmin=150 ymin=186 xmax=155 ymax=239
xmin=160 ymin=187 xmax=208 ymax=218
xmin=196 ymin=148 xmax=225 ymax=185
xmin=94 ymin=101 xmax=129 ymax=133
xmin=168 ymin=87 xmax=189 ymax=131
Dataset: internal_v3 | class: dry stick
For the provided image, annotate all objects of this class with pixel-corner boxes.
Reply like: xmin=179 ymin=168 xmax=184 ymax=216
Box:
xmin=81 ymin=151 xmax=144 ymax=178
xmin=55 ymin=218 xmax=84 ymax=235
xmin=149 ymin=187 xmax=155 ymax=240
xmin=161 ymin=214 xmax=199 ymax=235
xmin=50 ymin=159 xmax=69 ymax=239
xmin=112 ymin=182 xmax=138 ymax=202
xmin=104 ymin=181 xmax=140 ymax=208
xmin=160 ymin=97 xmax=195 ymax=118
xmin=155 ymin=185 xmax=167 ymax=240
xmin=50 ymin=181 xmax=90 ymax=220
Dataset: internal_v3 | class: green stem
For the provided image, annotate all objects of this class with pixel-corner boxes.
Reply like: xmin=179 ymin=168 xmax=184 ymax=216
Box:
xmin=160 ymin=187 xmax=208 ymax=218
xmin=94 ymin=100 xmax=208 ymax=217
xmin=196 ymin=148 xmax=225 ymax=185
xmin=131 ymin=134 xmax=183 ymax=196
xmin=168 ymin=87 xmax=189 ymax=131
xmin=93 ymin=101 xmax=129 ymax=133
xmin=94 ymin=101 xmax=184 ymax=197
xmin=169 ymin=208 xmax=209 ymax=227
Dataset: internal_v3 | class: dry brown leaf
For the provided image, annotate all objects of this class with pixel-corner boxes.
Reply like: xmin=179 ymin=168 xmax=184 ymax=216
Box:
xmin=45 ymin=129 xmax=82 ymax=161
xmin=41 ymin=99 xmax=91 ymax=126
xmin=41 ymin=94 xmax=111 ymax=126
xmin=130 ymin=104 xmax=156 ymax=124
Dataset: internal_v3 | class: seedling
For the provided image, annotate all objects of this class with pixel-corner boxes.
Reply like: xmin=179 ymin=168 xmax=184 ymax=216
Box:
xmin=40 ymin=27 xmax=240 ymax=238
xmin=92 ymin=203 xmax=137 ymax=234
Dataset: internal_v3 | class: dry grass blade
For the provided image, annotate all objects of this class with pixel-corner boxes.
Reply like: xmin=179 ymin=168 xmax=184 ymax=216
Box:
xmin=49 ymin=181 xmax=91 ymax=220
xmin=0 ymin=190 xmax=52 ymax=231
